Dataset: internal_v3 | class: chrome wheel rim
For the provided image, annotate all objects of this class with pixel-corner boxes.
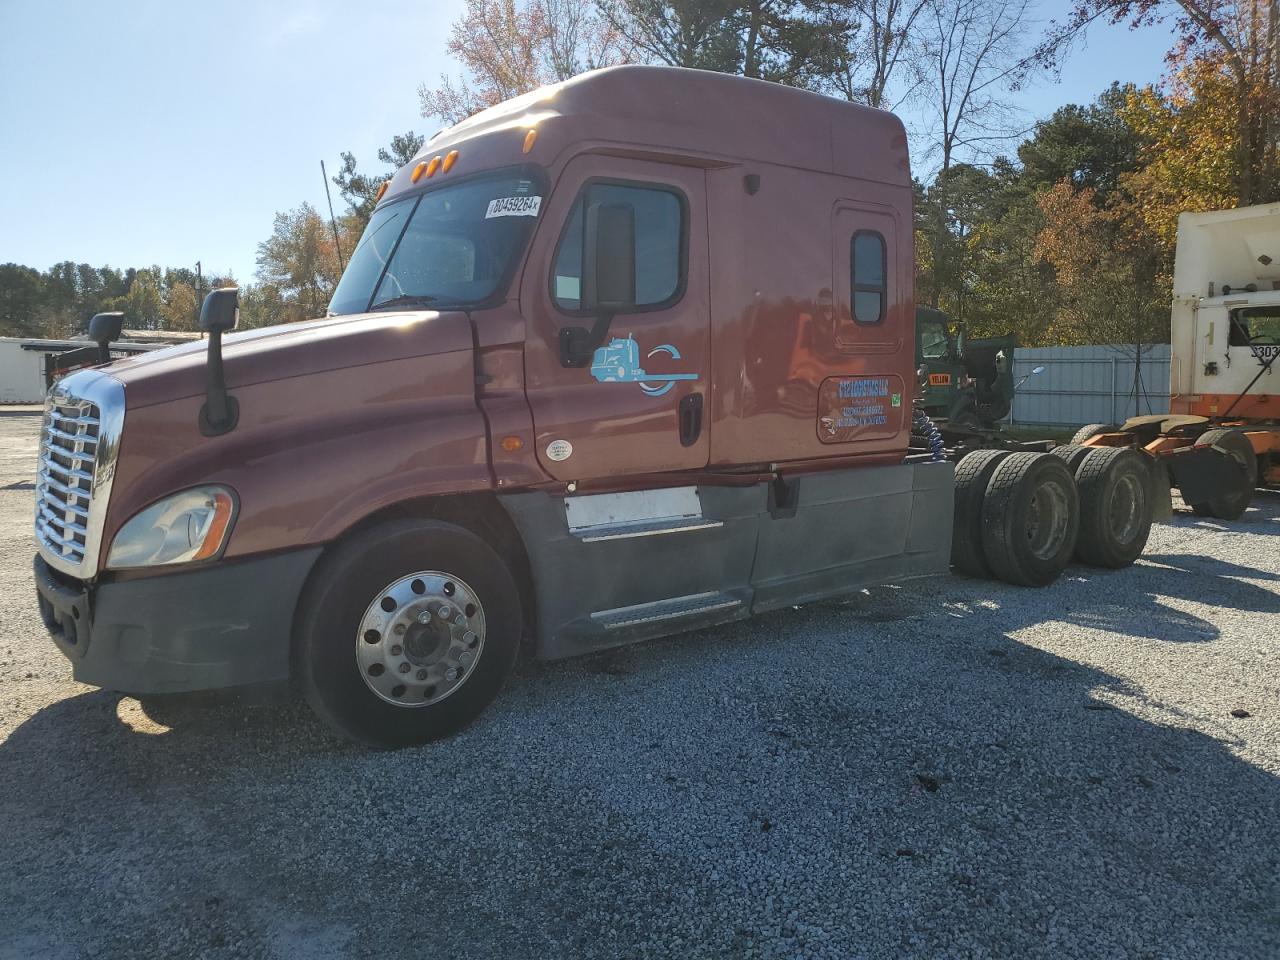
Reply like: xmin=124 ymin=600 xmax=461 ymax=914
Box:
xmin=355 ymin=571 xmax=486 ymax=708
xmin=1025 ymin=479 xmax=1071 ymax=560
xmin=1109 ymin=473 xmax=1145 ymax=544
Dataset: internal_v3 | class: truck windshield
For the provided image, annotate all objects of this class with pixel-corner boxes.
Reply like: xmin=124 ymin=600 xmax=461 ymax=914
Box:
xmin=920 ymin=320 xmax=950 ymax=358
xmin=328 ymin=173 xmax=543 ymax=315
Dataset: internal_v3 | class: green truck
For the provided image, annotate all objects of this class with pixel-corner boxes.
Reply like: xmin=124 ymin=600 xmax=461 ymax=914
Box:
xmin=915 ymin=306 xmax=1017 ymax=431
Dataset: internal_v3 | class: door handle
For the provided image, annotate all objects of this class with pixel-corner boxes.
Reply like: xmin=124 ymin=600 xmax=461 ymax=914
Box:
xmin=679 ymin=392 xmax=703 ymax=447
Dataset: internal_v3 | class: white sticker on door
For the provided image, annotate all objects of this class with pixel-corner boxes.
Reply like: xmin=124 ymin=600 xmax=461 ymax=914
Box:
xmin=485 ymin=196 xmax=542 ymax=218
xmin=546 ymin=439 xmax=573 ymax=461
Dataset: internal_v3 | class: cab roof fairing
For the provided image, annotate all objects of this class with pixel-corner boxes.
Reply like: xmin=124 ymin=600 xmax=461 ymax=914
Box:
xmin=377 ymin=65 xmax=911 ymax=207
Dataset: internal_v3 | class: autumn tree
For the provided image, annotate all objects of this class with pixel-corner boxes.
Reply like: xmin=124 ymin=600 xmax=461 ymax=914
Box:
xmin=914 ymin=0 xmax=1038 ymax=305
xmin=1034 ymin=180 xmax=1169 ymax=348
xmin=1119 ymin=54 xmax=1248 ymax=252
xmin=822 ymin=0 xmax=929 ymax=108
xmin=255 ymin=203 xmax=351 ymax=322
xmin=1042 ymin=0 xmax=1278 ymax=205
xmin=420 ymin=0 xmax=634 ymax=124
xmin=332 ymin=131 xmax=426 ymax=226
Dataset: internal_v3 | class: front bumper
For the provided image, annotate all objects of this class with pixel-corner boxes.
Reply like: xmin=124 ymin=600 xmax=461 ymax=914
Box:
xmin=34 ymin=547 xmax=322 ymax=695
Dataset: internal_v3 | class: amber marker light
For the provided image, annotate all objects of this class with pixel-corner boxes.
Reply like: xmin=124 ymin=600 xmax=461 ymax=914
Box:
xmin=411 ymin=161 xmax=428 ymax=183
xmin=374 ymin=181 xmax=389 ymax=202
xmin=522 ymin=129 xmax=538 ymax=154
xmin=500 ymin=436 xmax=525 ymax=452
xmin=192 ymin=490 xmax=236 ymax=562
xmin=442 ymin=150 xmax=459 ymax=173
xmin=426 ymin=155 xmax=442 ymax=177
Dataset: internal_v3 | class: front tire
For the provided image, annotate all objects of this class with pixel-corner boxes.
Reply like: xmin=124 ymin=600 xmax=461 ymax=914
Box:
xmin=296 ymin=519 xmax=521 ymax=748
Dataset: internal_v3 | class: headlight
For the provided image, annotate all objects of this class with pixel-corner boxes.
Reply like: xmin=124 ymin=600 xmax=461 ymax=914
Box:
xmin=106 ymin=486 xmax=237 ymax=569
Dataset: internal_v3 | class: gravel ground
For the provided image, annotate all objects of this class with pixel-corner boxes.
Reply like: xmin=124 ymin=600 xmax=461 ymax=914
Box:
xmin=1 ymin=411 xmax=1277 ymax=959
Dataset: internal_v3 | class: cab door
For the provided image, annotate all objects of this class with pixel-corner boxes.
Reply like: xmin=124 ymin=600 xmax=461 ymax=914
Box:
xmin=521 ymin=156 xmax=710 ymax=482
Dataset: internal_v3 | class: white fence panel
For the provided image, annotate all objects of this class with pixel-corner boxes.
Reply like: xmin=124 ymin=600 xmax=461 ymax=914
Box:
xmin=1007 ymin=344 xmax=1171 ymax=428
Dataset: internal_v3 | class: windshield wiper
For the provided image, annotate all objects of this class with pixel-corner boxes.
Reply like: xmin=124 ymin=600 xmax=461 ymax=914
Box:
xmin=369 ymin=294 xmax=439 ymax=312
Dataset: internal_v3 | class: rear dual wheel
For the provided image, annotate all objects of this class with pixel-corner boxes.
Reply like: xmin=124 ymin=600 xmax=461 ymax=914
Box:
xmin=1073 ymin=447 xmax=1153 ymax=568
xmin=980 ymin=453 xmax=1080 ymax=587
xmin=952 ymin=450 xmax=1080 ymax=586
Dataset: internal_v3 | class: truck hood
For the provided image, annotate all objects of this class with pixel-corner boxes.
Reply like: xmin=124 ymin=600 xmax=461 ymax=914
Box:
xmin=104 ymin=310 xmax=476 ymax=409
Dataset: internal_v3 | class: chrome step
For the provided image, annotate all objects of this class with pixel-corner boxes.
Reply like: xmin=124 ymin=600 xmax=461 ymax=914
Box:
xmin=575 ymin=516 xmax=723 ymax=542
xmin=591 ymin=591 xmax=742 ymax=630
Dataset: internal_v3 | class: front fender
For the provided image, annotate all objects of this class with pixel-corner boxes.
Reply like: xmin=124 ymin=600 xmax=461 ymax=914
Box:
xmin=106 ymin=348 xmax=490 ymax=562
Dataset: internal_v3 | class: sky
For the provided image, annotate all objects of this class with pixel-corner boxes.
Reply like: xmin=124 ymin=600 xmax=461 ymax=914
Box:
xmin=0 ymin=0 xmax=1179 ymax=284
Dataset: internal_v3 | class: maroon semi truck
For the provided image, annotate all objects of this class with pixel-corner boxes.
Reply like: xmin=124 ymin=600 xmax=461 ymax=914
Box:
xmin=32 ymin=66 xmax=1153 ymax=746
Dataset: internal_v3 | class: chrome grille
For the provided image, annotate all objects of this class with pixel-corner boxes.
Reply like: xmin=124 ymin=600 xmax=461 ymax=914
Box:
xmin=34 ymin=372 xmax=125 ymax=578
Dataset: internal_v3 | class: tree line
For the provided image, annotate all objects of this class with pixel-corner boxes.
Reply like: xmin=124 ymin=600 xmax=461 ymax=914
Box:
xmin=2 ymin=0 xmax=1275 ymax=347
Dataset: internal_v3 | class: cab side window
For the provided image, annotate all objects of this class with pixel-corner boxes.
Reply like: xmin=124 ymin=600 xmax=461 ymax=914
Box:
xmin=851 ymin=231 xmax=887 ymax=324
xmin=553 ymin=182 xmax=685 ymax=312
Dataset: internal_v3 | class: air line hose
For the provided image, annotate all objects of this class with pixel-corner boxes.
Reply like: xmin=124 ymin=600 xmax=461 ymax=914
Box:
xmin=913 ymin=407 xmax=946 ymax=463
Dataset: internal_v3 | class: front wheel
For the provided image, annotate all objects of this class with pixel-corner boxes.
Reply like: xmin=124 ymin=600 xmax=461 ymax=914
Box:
xmin=296 ymin=519 xmax=522 ymax=748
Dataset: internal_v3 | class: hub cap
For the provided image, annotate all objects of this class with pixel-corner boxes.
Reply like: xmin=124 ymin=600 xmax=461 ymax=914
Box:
xmin=1025 ymin=479 xmax=1071 ymax=560
xmin=356 ymin=571 xmax=486 ymax=707
xmin=1109 ymin=473 xmax=1145 ymax=544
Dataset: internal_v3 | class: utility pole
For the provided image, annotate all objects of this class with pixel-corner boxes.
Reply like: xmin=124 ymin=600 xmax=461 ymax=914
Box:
xmin=195 ymin=261 xmax=203 ymax=334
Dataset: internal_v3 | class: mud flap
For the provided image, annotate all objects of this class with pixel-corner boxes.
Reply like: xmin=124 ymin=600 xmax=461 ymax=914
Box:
xmin=1162 ymin=445 xmax=1247 ymax=506
xmin=1147 ymin=458 xmax=1174 ymax=522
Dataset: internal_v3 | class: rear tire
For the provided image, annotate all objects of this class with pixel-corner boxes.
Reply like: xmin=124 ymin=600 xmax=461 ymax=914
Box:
xmin=981 ymin=452 xmax=1080 ymax=587
xmin=1074 ymin=447 xmax=1153 ymax=567
xmin=1051 ymin=443 xmax=1094 ymax=473
xmin=296 ymin=519 xmax=521 ymax=748
xmin=1188 ymin=428 xmax=1257 ymax=520
xmin=1070 ymin=423 xmax=1117 ymax=446
xmin=951 ymin=449 xmax=1012 ymax=578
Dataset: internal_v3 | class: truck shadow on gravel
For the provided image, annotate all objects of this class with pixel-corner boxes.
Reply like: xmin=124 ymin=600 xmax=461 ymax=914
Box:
xmin=2 ymin=511 xmax=1279 ymax=956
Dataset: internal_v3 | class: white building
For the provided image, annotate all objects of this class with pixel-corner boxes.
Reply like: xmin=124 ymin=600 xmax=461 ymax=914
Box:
xmin=0 ymin=331 xmax=202 ymax=403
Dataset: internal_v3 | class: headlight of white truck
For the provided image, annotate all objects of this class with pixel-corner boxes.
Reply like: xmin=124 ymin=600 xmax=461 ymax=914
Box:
xmin=106 ymin=486 xmax=237 ymax=569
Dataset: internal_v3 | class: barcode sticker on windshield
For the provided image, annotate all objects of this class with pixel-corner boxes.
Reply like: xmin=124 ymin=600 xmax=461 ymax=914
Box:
xmin=485 ymin=196 xmax=542 ymax=218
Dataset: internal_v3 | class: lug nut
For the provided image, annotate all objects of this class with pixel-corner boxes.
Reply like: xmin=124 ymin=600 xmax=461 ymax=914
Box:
xmin=398 ymin=662 xmax=411 ymax=674
xmin=390 ymin=644 xmax=403 ymax=656
xmin=459 ymin=650 xmax=473 ymax=664
xmin=446 ymin=667 xmax=460 ymax=681
xmin=416 ymin=669 xmax=428 ymax=680
xmin=394 ymin=623 xmax=407 ymax=635
xmin=438 ymin=606 xmax=452 ymax=620
xmin=417 ymin=611 xmax=432 ymax=625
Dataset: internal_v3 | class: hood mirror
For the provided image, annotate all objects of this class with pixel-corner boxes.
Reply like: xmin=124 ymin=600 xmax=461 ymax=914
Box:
xmin=199 ymin=287 xmax=240 ymax=334
xmin=88 ymin=312 xmax=124 ymax=364
xmin=198 ymin=287 xmax=240 ymax=436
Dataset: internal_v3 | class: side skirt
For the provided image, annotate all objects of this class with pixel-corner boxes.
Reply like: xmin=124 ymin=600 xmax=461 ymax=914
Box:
xmin=499 ymin=461 xmax=954 ymax=660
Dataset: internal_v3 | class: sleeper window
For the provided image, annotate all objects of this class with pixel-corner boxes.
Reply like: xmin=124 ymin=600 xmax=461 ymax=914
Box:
xmin=851 ymin=231 xmax=887 ymax=324
xmin=553 ymin=183 xmax=684 ymax=311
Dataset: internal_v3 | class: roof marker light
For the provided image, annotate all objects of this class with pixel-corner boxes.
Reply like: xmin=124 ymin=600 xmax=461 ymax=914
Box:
xmin=411 ymin=161 xmax=428 ymax=183
xmin=374 ymin=181 xmax=389 ymax=202
xmin=522 ymin=129 xmax=538 ymax=154
xmin=426 ymin=155 xmax=442 ymax=178
xmin=442 ymin=150 xmax=459 ymax=173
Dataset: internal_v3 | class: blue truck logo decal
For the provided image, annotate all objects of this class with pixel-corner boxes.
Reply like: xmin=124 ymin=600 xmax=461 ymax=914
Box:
xmin=590 ymin=336 xmax=698 ymax=397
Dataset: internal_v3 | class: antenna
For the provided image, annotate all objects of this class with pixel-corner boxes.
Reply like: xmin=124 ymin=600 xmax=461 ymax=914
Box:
xmin=320 ymin=160 xmax=346 ymax=272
